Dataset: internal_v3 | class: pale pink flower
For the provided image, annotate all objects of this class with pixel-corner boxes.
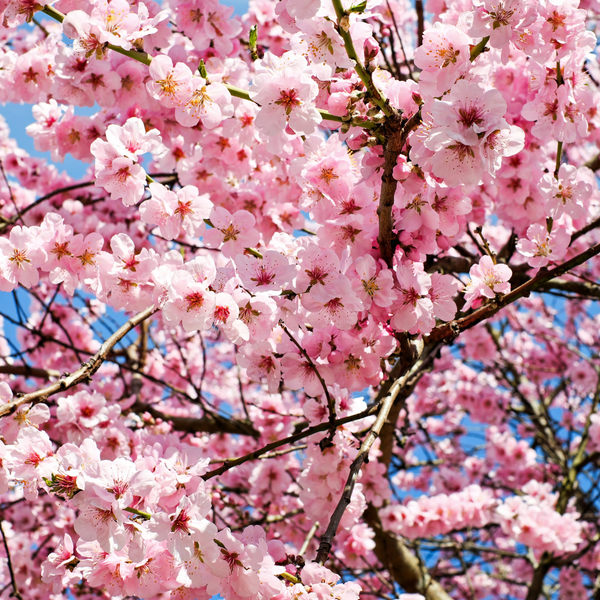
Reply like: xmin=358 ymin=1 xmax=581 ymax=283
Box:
xmin=281 ymin=353 xmax=334 ymax=397
xmin=91 ymin=0 xmax=140 ymax=49
xmin=205 ymin=529 xmax=262 ymax=598
xmin=469 ymin=0 xmax=537 ymax=49
xmin=233 ymin=290 xmax=277 ymax=342
xmin=353 ymin=254 xmax=396 ymax=308
xmin=125 ymin=540 xmax=181 ymax=597
xmin=72 ymin=497 xmax=127 ymax=552
xmin=250 ymin=52 xmax=321 ymax=136
xmin=163 ymin=270 xmax=216 ymax=332
xmin=176 ymin=77 xmax=232 ymax=129
xmin=516 ymin=224 xmax=570 ymax=268
xmin=204 ymin=207 xmax=259 ymax=258
xmin=392 ymin=265 xmax=435 ymax=333
xmin=237 ymin=341 xmax=281 ymax=393
xmin=290 ymin=19 xmax=352 ymax=81
xmin=302 ymin=276 xmax=364 ymax=330
xmin=95 ymin=156 xmax=146 ymax=206
xmin=141 ymin=183 xmax=212 ymax=241
xmin=149 ymin=491 xmax=217 ymax=561
xmin=104 ymin=117 xmax=162 ymax=161
xmin=463 ymin=255 xmax=512 ymax=311
xmin=85 ymin=456 xmax=155 ymax=507
xmin=187 ymin=3 xmax=242 ymax=56
xmin=146 ymin=54 xmax=193 ymax=108
xmin=235 ymin=250 xmax=295 ymax=294
xmin=0 ymin=226 xmax=46 ymax=291
xmin=414 ymin=23 xmax=471 ymax=95
xmin=428 ymin=273 xmax=460 ymax=321
xmin=294 ymin=244 xmax=340 ymax=292
xmin=540 ymin=164 xmax=592 ymax=220
xmin=41 ymin=534 xmax=80 ymax=593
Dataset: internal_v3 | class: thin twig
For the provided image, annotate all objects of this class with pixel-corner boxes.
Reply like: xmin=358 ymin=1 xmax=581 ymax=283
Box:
xmin=385 ymin=0 xmax=413 ymax=77
xmin=0 ymin=160 xmax=24 ymax=226
xmin=203 ymin=401 xmax=382 ymax=481
xmin=280 ymin=322 xmax=336 ymax=437
xmin=0 ymin=521 xmax=22 ymax=600
xmin=299 ymin=521 xmax=319 ymax=556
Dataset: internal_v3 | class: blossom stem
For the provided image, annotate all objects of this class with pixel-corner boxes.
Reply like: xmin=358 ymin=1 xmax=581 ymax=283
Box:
xmin=330 ymin=0 xmax=394 ymax=117
xmin=554 ymin=141 xmax=563 ymax=179
xmin=0 ymin=521 xmax=22 ymax=600
xmin=469 ymin=36 xmax=489 ymax=61
xmin=124 ymin=507 xmax=152 ymax=519
xmin=554 ymin=60 xmax=563 ymax=179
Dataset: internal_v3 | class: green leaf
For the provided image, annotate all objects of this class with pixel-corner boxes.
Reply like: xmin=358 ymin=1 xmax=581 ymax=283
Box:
xmin=249 ymin=25 xmax=258 ymax=61
xmin=198 ymin=59 xmax=207 ymax=79
xmin=348 ymin=0 xmax=367 ymax=13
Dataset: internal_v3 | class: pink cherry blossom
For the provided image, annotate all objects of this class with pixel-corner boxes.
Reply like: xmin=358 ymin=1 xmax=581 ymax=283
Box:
xmin=517 ymin=223 xmax=570 ymax=268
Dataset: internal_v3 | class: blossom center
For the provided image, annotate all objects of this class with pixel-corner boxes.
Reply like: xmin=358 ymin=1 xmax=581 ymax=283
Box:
xmin=362 ymin=277 xmax=380 ymax=297
xmin=275 ymin=89 xmax=301 ymax=115
xmin=171 ymin=509 xmax=192 ymax=534
xmin=186 ymin=292 xmax=205 ymax=312
xmin=221 ymin=223 xmax=240 ymax=242
xmin=9 ymin=248 xmax=30 ymax=268
xmin=251 ymin=266 xmax=276 ymax=286
xmin=214 ymin=305 xmax=231 ymax=323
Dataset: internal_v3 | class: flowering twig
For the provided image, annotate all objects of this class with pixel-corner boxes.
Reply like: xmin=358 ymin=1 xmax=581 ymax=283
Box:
xmin=330 ymin=0 xmax=394 ymax=117
xmin=39 ymin=5 xmax=362 ymax=129
xmin=427 ymin=239 xmax=600 ymax=344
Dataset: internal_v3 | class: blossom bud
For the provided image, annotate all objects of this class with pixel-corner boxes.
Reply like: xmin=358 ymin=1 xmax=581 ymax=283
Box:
xmin=364 ymin=37 xmax=379 ymax=64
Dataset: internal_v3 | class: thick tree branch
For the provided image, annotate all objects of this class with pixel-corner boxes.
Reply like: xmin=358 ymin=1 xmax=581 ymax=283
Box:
xmin=377 ymin=111 xmax=422 ymax=267
xmin=363 ymin=506 xmax=452 ymax=600
xmin=130 ymin=401 xmax=259 ymax=438
xmin=0 ymin=365 xmax=61 ymax=379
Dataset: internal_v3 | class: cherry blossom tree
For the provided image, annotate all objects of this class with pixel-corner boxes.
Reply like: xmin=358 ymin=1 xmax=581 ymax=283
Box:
xmin=0 ymin=0 xmax=600 ymax=598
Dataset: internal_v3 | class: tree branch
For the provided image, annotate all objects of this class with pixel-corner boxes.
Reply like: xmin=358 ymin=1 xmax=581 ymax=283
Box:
xmin=0 ymin=305 xmax=157 ymax=418
xmin=130 ymin=401 xmax=259 ymax=438
xmin=427 ymin=240 xmax=600 ymax=344
xmin=377 ymin=111 xmax=422 ymax=267
xmin=0 ymin=365 xmax=61 ymax=379
xmin=315 ymin=339 xmax=434 ymax=565
xmin=203 ymin=401 xmax=383 ymax=481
